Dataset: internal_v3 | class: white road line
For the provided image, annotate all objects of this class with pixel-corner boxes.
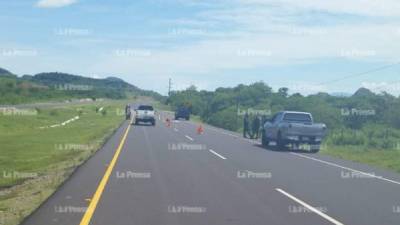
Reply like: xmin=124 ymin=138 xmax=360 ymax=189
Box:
xmin=185 ymin=135 xmax=194 ymax=141
xmin=276 ymin=188 xmax=344 ymax=225
xmin=209 ymin=149 xmax=227 ymax=160
xmin=291 ymin=152 xmax=400 ymax=186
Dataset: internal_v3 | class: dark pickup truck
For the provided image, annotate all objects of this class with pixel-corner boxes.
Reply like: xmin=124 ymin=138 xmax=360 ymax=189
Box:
xmin=175 ymin=107 xmax=190 ymax=120
xmin=261 ymin=111 xmax=327 ymax=152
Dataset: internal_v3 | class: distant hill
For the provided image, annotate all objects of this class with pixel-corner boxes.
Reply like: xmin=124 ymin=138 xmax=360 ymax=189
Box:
xmin=353 ymin=87 xmax=375 ymax=97
xmin=24 ymin=72 xmax=139 ymax=90
xmin=0 ymin=68 xmax=17 ymax=78
xmin=0 ymin=67 xmax=165 ymax=104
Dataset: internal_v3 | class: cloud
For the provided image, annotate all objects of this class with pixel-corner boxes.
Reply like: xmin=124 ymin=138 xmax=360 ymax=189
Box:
xmin=237 ymin=0 xmax=400 ymax=17
xmin=10 ymin=0 xmax=400 ymax=94
xmin=36 ymin=0 xmax=77 ymax=8
xmin=92 ymin=23 xmax=400 ymax=78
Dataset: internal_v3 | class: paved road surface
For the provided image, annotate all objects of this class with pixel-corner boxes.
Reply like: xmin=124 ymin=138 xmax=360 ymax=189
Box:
xmin=22 ymin=107 xmax=400 ymax=225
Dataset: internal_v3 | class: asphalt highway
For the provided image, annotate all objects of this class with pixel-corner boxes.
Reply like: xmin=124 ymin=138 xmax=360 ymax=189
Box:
xmin=22 ymin=109 xmax=400 ymax=225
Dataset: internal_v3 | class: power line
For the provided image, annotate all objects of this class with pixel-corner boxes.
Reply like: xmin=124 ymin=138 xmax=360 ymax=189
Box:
xmin=317 ymin=61 xmax=400 ymax=86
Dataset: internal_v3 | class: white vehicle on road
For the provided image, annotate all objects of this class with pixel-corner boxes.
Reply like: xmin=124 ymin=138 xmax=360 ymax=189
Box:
xmin=134 ymin=105 xmax=156 ymax=126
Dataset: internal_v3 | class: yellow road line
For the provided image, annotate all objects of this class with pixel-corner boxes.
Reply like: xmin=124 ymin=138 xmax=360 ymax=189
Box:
xmin=79 ymin=120 xmax=132 ymax=225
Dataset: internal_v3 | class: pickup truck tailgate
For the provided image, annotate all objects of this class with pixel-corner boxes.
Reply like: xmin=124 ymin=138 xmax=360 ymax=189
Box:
xmin=288 ymin=123 xmax=326 ymax=136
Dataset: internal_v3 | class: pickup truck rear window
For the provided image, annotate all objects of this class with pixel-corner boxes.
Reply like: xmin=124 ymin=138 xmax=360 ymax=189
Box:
xmin=138 ymin=105 xmax=154 ymax=111
xmin=283 ymin=113 xmax=312 ymax=123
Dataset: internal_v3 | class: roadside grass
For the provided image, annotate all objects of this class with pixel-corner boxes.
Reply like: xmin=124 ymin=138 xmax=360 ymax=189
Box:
xmin=321 ymin=146 xmax=400 ymax=174
xmin=189 ymin=114 xmax=202 ymax=123
xmin=0 ymin=99 xmax=132 ymax=225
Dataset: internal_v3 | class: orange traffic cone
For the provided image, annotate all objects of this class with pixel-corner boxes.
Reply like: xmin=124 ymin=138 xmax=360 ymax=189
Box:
xmin=197 ymin=124 xmax=204 ymax=134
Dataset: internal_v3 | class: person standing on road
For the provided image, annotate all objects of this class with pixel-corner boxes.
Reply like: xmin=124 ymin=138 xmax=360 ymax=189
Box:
xmin=261 ymin=115 xmax=267 ymax=126
xmin=125 ymin=104 xmax=131 ymax=120
xmin=252 ymin=115 xmax=261 ymax=139
xmin=243 ymin=113 xmax=250 ymax=138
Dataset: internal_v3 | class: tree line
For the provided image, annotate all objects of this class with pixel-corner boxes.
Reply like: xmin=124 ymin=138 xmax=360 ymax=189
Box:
xmin=167 ymin=82 xmax=400 ymax=150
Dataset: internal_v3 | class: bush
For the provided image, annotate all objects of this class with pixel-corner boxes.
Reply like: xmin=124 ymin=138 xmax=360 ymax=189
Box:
xmin=207 ymin=107 xmax=240 ymax=131
xmin=327 ymin=126 xmax=399 ymax=150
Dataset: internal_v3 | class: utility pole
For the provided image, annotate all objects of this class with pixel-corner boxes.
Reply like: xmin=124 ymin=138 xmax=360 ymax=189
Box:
xmin=168 ymin=78 xmax=172 ymax=96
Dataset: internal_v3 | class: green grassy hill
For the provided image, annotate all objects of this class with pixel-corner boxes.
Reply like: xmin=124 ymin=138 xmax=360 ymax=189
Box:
xmin=0 ymin=68 xmax=165 ymax=104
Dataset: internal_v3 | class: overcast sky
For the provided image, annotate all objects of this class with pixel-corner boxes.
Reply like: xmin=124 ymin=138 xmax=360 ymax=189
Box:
xmin=1 ymin=0 xmax=400 ymax=95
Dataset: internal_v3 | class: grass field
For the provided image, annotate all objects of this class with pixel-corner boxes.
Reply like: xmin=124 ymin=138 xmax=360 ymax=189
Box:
xmin=321 ymin=146 xmax=400 ymax=174
xmin=0 ymin=99 xmax=132 ymax=225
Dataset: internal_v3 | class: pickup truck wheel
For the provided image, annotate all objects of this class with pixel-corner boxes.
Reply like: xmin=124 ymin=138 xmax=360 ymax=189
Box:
xmin=311 ymin=149 xmax=320 ymax=153
xmin=310 ymin=144 xmax=320 ymax=153
xmin=277 ymin=132 xmax=285 ymax=150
